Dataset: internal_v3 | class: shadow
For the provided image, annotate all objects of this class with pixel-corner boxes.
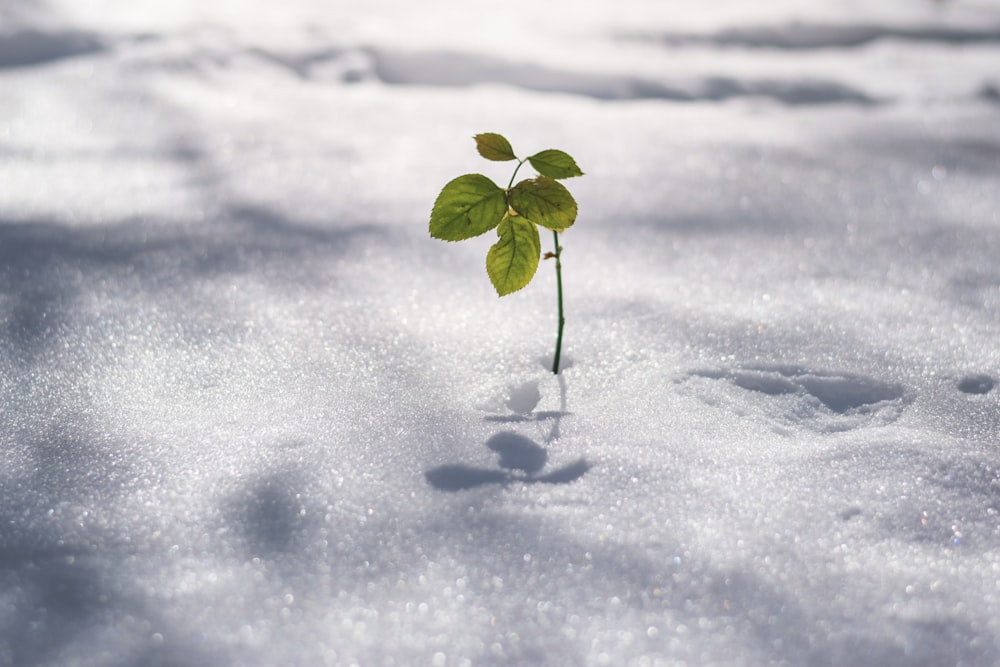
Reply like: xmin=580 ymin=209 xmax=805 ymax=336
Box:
xmin=222 ymin=471 xmax=307 ymax=558
xmin=368 ymin=48 xmax=878 ymax=106
xmin=419 ymin=487 xmax=999 ymax=666
xmin=0 ymin=29 xmax=104 ymax=68
xmin=0 ymin=206 xmax=389 ymax=662
xmin=630 ymin=22 xmax=1000 ymax=50
xmin=690 ymin=364 xmax=907 ymax=414
xmin=0 ymin=209 xmax=384 ymax=361
xmin=487 ymin=432 xmax=548 ymax=474
xmin=799 ymin=441 xmax=1000 ymax=551
xmin=534 ymin=458 xmax=592 ymax=484
xmin=680 ymin=364 xmax=912 ymax=434
xmin=423 ymin=465 xmax=511 ymax=492
xmin=700 ymin=75 xmax=877 ymax=105
xmin=483 ymin=364 xmax=571 ymax=446
xmin=425 ymin=430 xmax=590 ymax=492
xmin=0 ymin=545 xmax=113 ymax=667
xmin=550 ymin=369 xmax=568 ymax=442
xmin=484 ymin=411 xmax=572 ymax=424
xmin=0 ymin=206 xmax=382 ymax=281
xmin=958 ymin=374 xmax=996 ymax=395
xmin=252 ymin=45 xmax=879 ymax=106
xmin=0 ymin=422 xmax=227 ymax=666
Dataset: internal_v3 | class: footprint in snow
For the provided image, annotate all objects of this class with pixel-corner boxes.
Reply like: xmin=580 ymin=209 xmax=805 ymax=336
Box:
xmin=680 ymin=364 xmax=909 ymax=433
xmin=957 ymin=374 xmax=995 ymax=395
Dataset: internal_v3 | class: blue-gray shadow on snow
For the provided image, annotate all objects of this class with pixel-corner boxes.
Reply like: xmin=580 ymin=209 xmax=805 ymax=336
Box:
xmin=366 ymin=49 xmax=879 ymax=105
xmin=430 ymin=369 xmax=584 ymax=491
xmin=484 ymin=359 xmax=572 ymax=439
xmin=631 ymin=23 xmax=1000 ymax=51
xmin=957 ymin=374 xmax=996 ymax=395
xmin=253 ymin=45 xmax=878 ymax=106
xmin=0 ymin=208 xmax=383 ymax=362
xmin=0 ymin=423 xmax=225 ymax=667
xmin=425 ymin=432 xmax=590 ymax=492
xmin=0 ymin=29 xmax=105 ymax=68
xmin=222 ymin=470 xmax=307 ymax=558
xmin=485 ymin=411 xmax=571 ymax=424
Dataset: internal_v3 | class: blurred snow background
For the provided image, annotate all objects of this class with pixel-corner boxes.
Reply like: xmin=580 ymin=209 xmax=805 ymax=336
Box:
xmin=2 ymin=0 xmax=1000 ymax=665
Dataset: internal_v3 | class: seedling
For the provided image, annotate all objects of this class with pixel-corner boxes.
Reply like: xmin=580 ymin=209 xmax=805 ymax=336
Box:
xmin=429 ymin=133 xmax=583 ymax=374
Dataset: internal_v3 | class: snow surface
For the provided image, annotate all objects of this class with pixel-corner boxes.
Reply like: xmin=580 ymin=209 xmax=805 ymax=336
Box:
xmin=2 ymin=0 xmax=1000 ymax=665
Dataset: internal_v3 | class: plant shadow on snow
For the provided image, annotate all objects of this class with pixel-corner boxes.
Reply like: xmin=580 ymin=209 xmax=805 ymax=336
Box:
xmin=427 ymin=365 xmax=588 ymax=492
xmin=425 ymin=431 xmax=590 ymax=492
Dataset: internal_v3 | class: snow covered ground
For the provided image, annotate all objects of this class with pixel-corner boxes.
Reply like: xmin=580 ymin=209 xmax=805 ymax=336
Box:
xmin=2 ymin=1 xmax=1000 ymax=665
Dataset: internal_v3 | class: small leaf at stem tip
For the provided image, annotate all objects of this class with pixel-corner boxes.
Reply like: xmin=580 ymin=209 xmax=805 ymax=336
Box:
xmin=430 ymin=173 xmax=506 ymax=241
xmin=508 ymin=177 xmax=577 ymax=231
xmin=527 ymin=149 xmax=583 ymax=179
xmin=486 ymin=215 xmax=541 ymax=296
xmin=474 ymin=133 xmax=517 ymax=161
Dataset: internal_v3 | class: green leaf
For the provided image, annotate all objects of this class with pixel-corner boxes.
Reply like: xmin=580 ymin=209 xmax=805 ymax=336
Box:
xmin=486 ymin=215 xmax=541 ymax=296
xmin=507 ymin=177 xmax=577 ymax=231
xmin=430 ymin=174 xmax=506 ymax=241
xmin=474 ymin=133 xmax=517 ymax=161
xmin=527 ymin=149 xmax=583 ymax=179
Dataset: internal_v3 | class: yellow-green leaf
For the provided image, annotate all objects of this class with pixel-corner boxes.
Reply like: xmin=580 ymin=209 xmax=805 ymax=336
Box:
xmin=486 ymin=215 xmax=541 ymax=296
xmin=474 ymin=133 xmax=517 ymax=162
xmin=430 ymin=174 xmax=506 ymax=241
xmin=528 ymin=149 xmax=583 ymax=179
xmin=508 ymin=177 xmax=577 ymax=231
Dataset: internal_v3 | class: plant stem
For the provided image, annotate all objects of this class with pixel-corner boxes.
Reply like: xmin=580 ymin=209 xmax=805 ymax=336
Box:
xmin=506 ymin=159 xmax=525 ymax=190
xmin=551 ymin=230 xmax=565 ymax=375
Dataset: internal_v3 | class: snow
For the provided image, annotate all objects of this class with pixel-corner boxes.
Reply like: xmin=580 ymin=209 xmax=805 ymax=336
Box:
xmin=2 ymin=0 xmax=1000 ymax=665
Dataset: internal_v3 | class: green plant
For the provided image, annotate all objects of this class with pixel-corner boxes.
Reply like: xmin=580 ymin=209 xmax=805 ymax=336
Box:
xmin=429 ymin=133 xmax=583 ymax=374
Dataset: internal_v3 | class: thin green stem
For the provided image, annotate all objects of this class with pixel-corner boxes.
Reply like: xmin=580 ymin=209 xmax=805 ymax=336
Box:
xmin=506 ymin=159 xmax=526 ymax=190
xmin=551 ymin=230 xmax=565 ymax=375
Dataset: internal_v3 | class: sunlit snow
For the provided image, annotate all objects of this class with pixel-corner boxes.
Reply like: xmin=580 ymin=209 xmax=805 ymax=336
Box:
xmin=2 ymin=1 xmax=1000 ymax=665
